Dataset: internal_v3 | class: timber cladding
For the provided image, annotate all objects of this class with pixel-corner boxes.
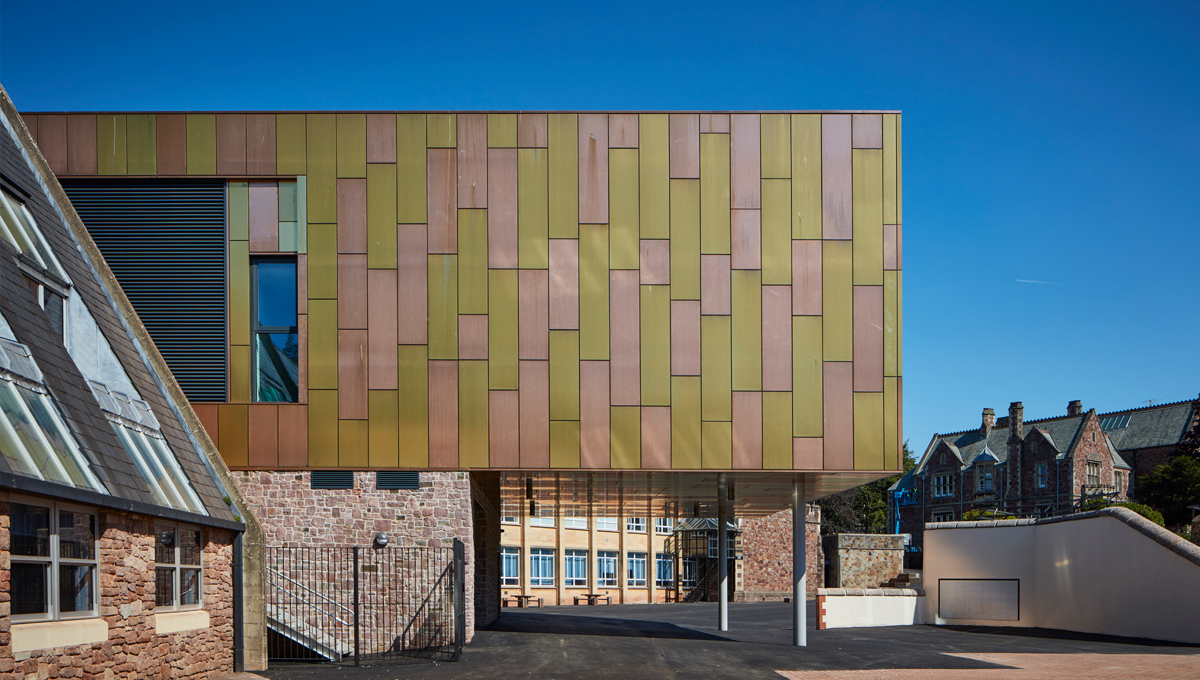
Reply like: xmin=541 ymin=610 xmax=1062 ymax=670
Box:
xmin=23 ymin=111 xmax=903 ymax=473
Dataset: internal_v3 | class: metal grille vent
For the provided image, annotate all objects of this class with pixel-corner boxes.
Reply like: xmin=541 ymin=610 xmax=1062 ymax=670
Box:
xmin=60 ymin=179 xmax=227 ymax=401
xmin=377 ymin=471 xmax=420 ymax=490
xmin=939 ymin=579 xmax=1019 ymax=621
xmin=311 ymin=470 xmax=354 ymax=490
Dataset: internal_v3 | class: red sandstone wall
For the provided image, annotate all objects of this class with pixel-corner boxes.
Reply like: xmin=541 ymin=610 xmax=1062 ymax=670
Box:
xmin=739 ymin=506 xmax=823 ymax=599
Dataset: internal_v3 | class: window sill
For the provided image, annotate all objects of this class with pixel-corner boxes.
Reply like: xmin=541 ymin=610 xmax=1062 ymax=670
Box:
xmin=155 ymin=609 xmax=210 ymax=634
xmin=12 ymin=618 xmax=107 ymax=653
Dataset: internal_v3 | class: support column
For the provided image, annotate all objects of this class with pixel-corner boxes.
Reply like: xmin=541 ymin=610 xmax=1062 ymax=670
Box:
xmin=718 ymin=473 xmax=729 ymax=632
xmin=793 ymin=478 xmax=807 ymax=647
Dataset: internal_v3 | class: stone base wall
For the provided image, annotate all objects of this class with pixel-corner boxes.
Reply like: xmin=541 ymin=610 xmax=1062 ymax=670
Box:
xmin=821 ymin=533 xmax=906 ymax=589
xmin=0 ymin=498 xmax=235 ymax=679
xmin=739 ymin=506 xmax=823 ymax=598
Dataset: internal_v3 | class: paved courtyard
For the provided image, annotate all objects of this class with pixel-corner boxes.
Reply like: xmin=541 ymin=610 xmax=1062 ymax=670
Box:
xmin=261 ymin=602 xmax=1200 ymax=680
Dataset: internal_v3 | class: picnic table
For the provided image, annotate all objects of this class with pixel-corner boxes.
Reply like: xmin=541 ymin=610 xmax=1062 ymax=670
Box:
xmin=504 ymin=594 xmax=544 ymax=608
xmin=573 ymin=593 xmax=612 ymax=606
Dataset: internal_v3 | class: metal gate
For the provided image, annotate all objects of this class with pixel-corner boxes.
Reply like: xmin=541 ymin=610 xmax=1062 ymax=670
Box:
xmin=266 ymin=540 xmax=465 ymax=664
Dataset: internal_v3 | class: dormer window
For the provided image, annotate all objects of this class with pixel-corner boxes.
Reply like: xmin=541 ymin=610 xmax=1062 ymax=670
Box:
xmin=0 ymin=188 xmax=68 ymax=282
xmin=977 ymin=464 xmax=995 ymax=493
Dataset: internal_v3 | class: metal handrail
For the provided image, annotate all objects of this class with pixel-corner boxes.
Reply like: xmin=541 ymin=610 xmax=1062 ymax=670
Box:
xmin=267 ymin=565 xmax=354 ymax=625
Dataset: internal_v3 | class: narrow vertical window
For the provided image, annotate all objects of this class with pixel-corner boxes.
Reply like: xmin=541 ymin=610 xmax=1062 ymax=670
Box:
xmin=251 ymin=258 xmax=299 ymax=402
xmin=501 ymin=547 xmax=520 ymax=586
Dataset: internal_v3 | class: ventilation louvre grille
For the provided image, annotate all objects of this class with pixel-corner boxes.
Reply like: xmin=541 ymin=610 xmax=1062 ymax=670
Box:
xmin=311 ymin=470 xmax=354 ymax=490
xmin=939 ymin=579 xmax=1019 ymax=621
xmin=377 ymin=471 xmax=420 ymax=490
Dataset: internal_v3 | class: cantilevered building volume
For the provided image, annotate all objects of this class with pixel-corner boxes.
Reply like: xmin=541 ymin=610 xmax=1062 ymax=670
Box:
xmin=23 ymin=109 xmax=903 ymax=655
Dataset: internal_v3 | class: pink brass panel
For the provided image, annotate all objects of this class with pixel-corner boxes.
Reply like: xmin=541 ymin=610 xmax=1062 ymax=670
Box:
xmin=246 ymin=114 xmax=276 ymax=175
xmin=669 ymin=114 xmax=700 ymax=179
xmin=549 ymin=239 xmax=580 ymax=330
xmin=730 ymin=209 xmax=761 ymax=270
xmin=700 ymin=114 xmax=730 ymax=134
xmin=641 ymin=407 xmax=671 ymax=469
xmin=518 ymin=270 xmax=550 ymax=360
xmin=791 ymin=240 xmax=822 ymax=315
xmin=277 ymin=405 xmax=308 ymax=467
xmin=639 ymin=240 xmax=670 ymax=285
xmin=730 ymin=114 xmax=761 ymax=209
xmin=671 ymin=301 xmax=700 ymax=376
xmin=337 ymin=178 xmax=367 ymax=253
xmin=458 ymin=315 xmax=489 ymax=360
xmin=793 ymin=437 xmax=823 ymax=470
xmin=36 ymin=115 xmax=67 ymax=175
xmin=367 ymin=269 xmax=398 ymax=389
xmin=337 ymin=254 xmax=368 ymax=329
xmin=366 ymin=113 xmax=397 ymax=163
xmin=215 ymin=114 xmax=247 ymax=176
xmin=700 ymin=255 xmax=731 ymax=315
xmin=487 ymin=149 xmax=519 ymax=268
xmin=192 ymin=404 xmax=219 ymax=443
xmin=338 ymin=329 xmax=369 ymax=420
xmin=489 ymin=391 xmax=520 ymax=468
xmin=578 ymin=114 xmax=609 ymax=224
xmin=853 ymin=286 xmax=884 ymax=393
xmin=883 ymin=224 xmax=898 ymax=270
xmin=457 ymin=114 xmax=487 ymax=208
xmin=851 ymin=114 xmax=883 ymax=149
xmin=519 ymin=361 xmax=550 ymax=467
xmin=609 ymin=270 xmax=641 ymax=405
xmin=732 ymin=392 xmax=763 ymax=469
xmin=762 ymin=286 xmax=792 ymax=391
xmin=518 ymin=113 xmax=547 ymax=147
xmin=396 ymin=225 xmax=429 ymax=344
xmin=247 ymin=404 xmax=279 ymax=467
xmin=428 ymin=360 xmax=459 ymax=467
xmin=822 ymin=114 xmax=853 ymax=239
xmin=22 ymin=115 xmax=35 ymax=144
xmin=248 ymin=181 xmax=279 ymax=252
xmin=67 ymin=115 xmax=98 ymax=176
xmin=580 ymin=361 xmax=611 ymax=469
xmin=427 ymin=149 xmax=458 ymax=253
xmin=823 ymin=362 xmax=854 ymax=470
xmin=155 ymin=114 xmax=185 ymax=176
xmin=608 ymin=114 xmax=639 ymax=148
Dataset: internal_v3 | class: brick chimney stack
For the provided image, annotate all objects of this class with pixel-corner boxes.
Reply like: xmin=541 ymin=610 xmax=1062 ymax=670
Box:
xmin=1007 ymin=402 xmax=1024 ymax=503
xmin=1068 ymin=400 xmax=1083 ymax=416
xmin=981 ymin=408 xmax=995 ymax=437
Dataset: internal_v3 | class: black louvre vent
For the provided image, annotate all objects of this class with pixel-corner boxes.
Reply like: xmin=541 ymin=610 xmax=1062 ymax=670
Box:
xmin=60 ymin=179 xmax=227 ymax=401
xmin=377 ymin=471 xmax=420 ymax=490
xmin=311 ymin=470 xmax=354 ymax=490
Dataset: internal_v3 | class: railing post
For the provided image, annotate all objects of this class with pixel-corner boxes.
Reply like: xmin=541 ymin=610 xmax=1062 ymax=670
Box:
xmin=353 ymin=547 xmax=361 ymax=667
xmin=453 ymin=539 xmax=466 ymax=660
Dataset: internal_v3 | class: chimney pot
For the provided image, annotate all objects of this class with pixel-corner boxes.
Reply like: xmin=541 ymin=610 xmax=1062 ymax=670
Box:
xmin=1067 ymin=400 xmax=1083 ymax=416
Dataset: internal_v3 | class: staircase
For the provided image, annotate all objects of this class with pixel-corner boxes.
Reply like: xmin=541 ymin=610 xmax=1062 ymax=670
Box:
xmin=681 ymin=561 xmax=718 ymax=603
xmin=266 ymin=565 xmax=354 ymax=661
xmin=880 ymin=571 xmax=923 ymax=593
xmin=266 ymin=603 xmax=353 ymax=661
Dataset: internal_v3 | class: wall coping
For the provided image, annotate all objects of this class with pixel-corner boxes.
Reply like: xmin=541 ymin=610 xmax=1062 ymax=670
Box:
xmin=926 ymin=507 xmax=1200 ymax=569
xmin=818 ymin=587 xmax=922 ymax=597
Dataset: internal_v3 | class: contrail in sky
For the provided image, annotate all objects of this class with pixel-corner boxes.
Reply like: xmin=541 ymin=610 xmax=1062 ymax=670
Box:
xmin=1015 ymin=279 xmax=1061 ymax=285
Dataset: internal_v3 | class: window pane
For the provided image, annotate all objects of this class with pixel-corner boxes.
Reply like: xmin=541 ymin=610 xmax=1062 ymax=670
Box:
xmin=255 ymin=333 xmax=299 ymax=402
xmin=155 ymin=526 xmax=176 ymax=564
xmin=11 ymin=503 xmax=50 ymax=556
xmin=111 ymin=423 xmax=173 ymax=507
xmin=180 ymin=568 xmax=201 ymax=606
xmin=180 ymin=528 xmax=202 ymax=566
xmin=255 ymin=261 xmax=297 ymax=328
xmin=0 ymin=382 xmax=69 ymax=484
xmin=156 ymin=566 xmax=175 ymax=607
xmin=19 ymin=386 xmax=96 ymax=490
xmin=144 ymin=435 xmax=206 ymax=514
xmin=59 ymin=564 xmax=95 ymax=613
xmin=58 ymin=511 xmax=95 ymax=560
xmin=12 ymin=562 xmax=48 ymax=615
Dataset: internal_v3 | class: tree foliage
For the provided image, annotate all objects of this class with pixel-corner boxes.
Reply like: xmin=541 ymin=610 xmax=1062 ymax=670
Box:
xmin=1141 ymin=455 xmax=1200 ymax=529
xmin=816 ymin=443 xmax=916 ymax=535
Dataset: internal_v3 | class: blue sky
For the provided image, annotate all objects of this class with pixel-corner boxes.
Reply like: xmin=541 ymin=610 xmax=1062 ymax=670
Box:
xmin=3 ymin=0 xmax=1198 ymax=455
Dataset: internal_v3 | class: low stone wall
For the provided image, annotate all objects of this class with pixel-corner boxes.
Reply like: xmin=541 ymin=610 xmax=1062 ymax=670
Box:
xmin=739 ymin=505 xmax=823 ymax=599
xmin=817 ymin=587 xmax=925 ymax=629
xmin=821 ymin=533 xmax=905 ymax=589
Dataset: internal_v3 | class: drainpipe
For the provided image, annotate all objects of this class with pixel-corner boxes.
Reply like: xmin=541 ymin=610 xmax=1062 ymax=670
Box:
xmin=233 ymin=531 xmax=244 ymax=673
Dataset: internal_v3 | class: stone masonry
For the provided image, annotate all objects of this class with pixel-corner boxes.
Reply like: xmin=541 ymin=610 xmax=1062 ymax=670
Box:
xmin=739 ymin=505 xmax=823 ymax=599
xmin=821 ymin=533 xmax=905 ymax=589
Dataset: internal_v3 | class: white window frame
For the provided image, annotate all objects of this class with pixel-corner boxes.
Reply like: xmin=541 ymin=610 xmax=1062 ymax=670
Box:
xmin=654 ymin=517 xmax=674 ymax=535
xmin=626 ymin=517 xmax=646 ymax=533
xmin=0 ymin=189 xmax=69 ymax=281
xmin=565 ymin=549 xmax=588 ymax=587
xmin=501 ymin=546 xmax=520 ymax=586
xmin=9 ymin=498 xmax=99 ymax=623
xmin=932 ymin=510 xmax=954 ymax=523
xmin=977 ymin=465 xmax=994 ymax=493
xmin=529 ymin=548 xmax=555 ymax=587
xmin=681 ymin=557 xmax=697 ymax=586
xmin=155 ymin=522 xmax=203 ymax=611
xmin=1036 ymin=463 xmax=1048 ymax=490
xmin=627 ymin=552 xmax=647 ymax=587
xmin=0 ymin=375 xmax=105 ymax=492
xmin=110 ymin=422 xmax=206 ymax=514
xmin=596 ymin=516 xmax=618 ymax=532
xmin=933 ymin=474 xmax=953 ymax=498
xmin=529 ymin=512 xmax=555 ymax=528
xmin=1087 ymin=461 xmax=1101 ymax=487
xmin=655 ymin=552 xmax=673 ymax=587
xmin=563 ymin=516 xmax=588 ymax=530
xmin=501 ymin=516 xmax=519 ymax=525
xmin=596 ymin=550 xmax=618 ymax=587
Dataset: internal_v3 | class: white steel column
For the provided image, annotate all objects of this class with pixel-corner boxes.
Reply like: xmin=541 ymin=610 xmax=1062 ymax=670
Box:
xmin=718 ymin=473 xmax=729 ymax=631
xmin=793 ymin=478 xmax=807 ymax=646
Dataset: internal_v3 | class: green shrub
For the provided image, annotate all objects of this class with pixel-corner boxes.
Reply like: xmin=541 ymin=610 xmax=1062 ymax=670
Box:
xmin=962 ymin=508 xmax=1015 ymax=521
xmin=1113 ymin=501 xmax=1165 ymax=526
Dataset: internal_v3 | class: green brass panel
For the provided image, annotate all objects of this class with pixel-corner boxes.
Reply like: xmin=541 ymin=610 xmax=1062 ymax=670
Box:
xmin=276 ymin=114 xmax=307 ymax=175
xmin=640 ymin=285 xmax=671 ymax=405
xmin=279 ymin=180 xmax=298 ymax=221
xmin=610 ymin=406 xmax=641 ymax=469
xmin=897 ymin=271 xmax=903 ymax=373
xmin=761 ymin=179 xmax=791 ymax=285
xmin=488 ymin=114 xmax=518 ymax=148
xmin=896 ymin=117 xmax=903 ymax=225
xmin=791 ymin=114 xmax=822 ymax=239
xmin=230 ymin=345 xmax=251 ymax=403
xmin=228 ymin=182 xmax=249 ymax=241
xmin=854 ymin=391 xmax=884 ymax=470
xmin=307 ymin=224 xmax=338 ymax=299
xmin=306 ymin=114 xmax=337 ymax=224
xmin=884 ymin=377 xmax=898 ymax=471
xmin=730 ymin=270 xmax=762 ymax=391
xmin=517 ymin=148 xmax=549 ymax=268
xmin=368 ymin=390 xmax=400 ymax=468
xmin=428 ymin=255 xmax=458 ymax=360
xmin=339 ymin=419 xmax=368 ymax=468
xmin=185 ymin=114 xmax=216 ymax=175
xmin=853 ymin=149 xmax=884 ymax=285
xmin=308 ymin=390 xmax=339 ymax=467
xmin=760 ymin=114 xmax=790 ymax=178
xmin=762 ymin=392 xmax=792 ymax=469
xmin=700 ymin=133 xmax=730 ymax=254
xmin=669 ymin=179 xmax=700 ymax=300
xmin=397 ymin=114 xmax=428 ymax=223
xmin=548 ymin=113 xmax=578 ymax=239
xmin=217 ymin=404 xmax=249 ymax=467
xmin=488 ymin=269 xmax=519 ymax=389
xmin=427 ymin=114 xmax=457 ymax=148
xmin=639 ymin=114 xmax=670 ymax=238
xmin=822 ymin=242 xmax=853 ymax=361
xmin=579 ymin=224 xmax=609 ymax=360
xmin=701 ymin=315 xmax=731 ymax=421
xmin=702 ymin=421 xmax=732 ymax=469
xmin=883 ymin=115 xmax=897 ymax=225
xmin=549 ymin=330 xmax=580 ymax=420
xmin=550 ymin=420 xmax=581 ymax=469
xmin=609 ymin=148 xmax=640 ymax=269
xmin=671 ymin=376 xmax=701 ymax=469
xmin=459 ymin=360 xmax=489 ymax=468
xmin=336 ymin=113 xmax=367 ymax=178
xmin=126 ymin=114 xmax=156 ymax=175
xmin=308 ymin=300 xmax=339 ymax=390
xmin=792 ymin=316 xmax=823 ymax=437
xmin=397 ymin=345 xmax=429 ymax=467
xmin=279 ymin=222 xmax=297 ymax=253
xmin=97 ymin=114 xmax=127 ymax=175
xmin=229 ymin=240 xmax=250 ymax=345
xmin=457 ymin=209 xmax=488 ymax=314
xmin=884 ymin=271 xmax=898 ymax=377
xmin=296 ymin=176 xmax=308 ymax=254
xmin=367 ymin=164 xmax=397 ymax=268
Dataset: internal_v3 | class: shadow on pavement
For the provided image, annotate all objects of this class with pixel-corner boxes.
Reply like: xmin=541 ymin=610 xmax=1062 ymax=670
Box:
xmin=482 ymin=610 xmax=733 ymax=641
